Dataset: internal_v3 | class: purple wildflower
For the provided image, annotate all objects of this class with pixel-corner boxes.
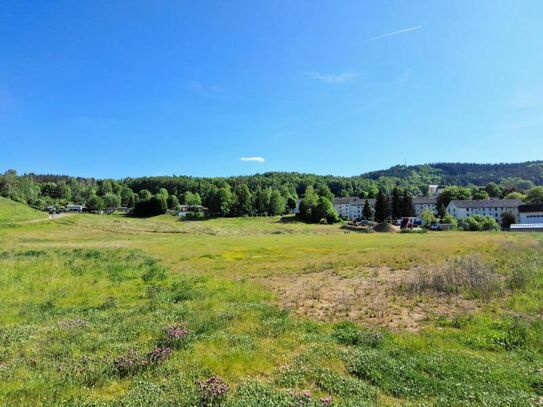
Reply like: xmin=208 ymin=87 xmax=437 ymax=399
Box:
xmin=319 ymin=395 xmax=333 ymax=405
xmin=113 ymin=348 xmax=147 ymax=377
xmin=196 ymin=375 xmax=230 ymax=406
xmin=148 ymin=346 xmax=172 ymax=364
xmin=289 ymin=390 xmax=313 ymax=406
xmin=164 ymin=323 xmax=191 ymax=349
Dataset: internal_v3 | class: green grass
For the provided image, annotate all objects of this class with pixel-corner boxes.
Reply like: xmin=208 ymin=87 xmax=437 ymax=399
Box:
xmin=0 ymin=197 xmax=47 ymax=224
xmin=1 ymin=213 xmax=542 ymax=406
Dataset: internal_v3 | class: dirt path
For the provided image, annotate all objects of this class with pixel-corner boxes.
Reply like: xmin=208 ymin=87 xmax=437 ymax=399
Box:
xmin=16 ymin=213 xmax=70 ymax=224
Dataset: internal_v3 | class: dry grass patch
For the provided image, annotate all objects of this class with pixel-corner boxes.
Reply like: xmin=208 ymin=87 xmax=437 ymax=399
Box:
xmin=258 ymin=266 xmax=481 ymax=332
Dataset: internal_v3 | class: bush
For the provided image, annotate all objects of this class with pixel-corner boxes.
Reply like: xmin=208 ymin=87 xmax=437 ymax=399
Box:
xmin=332 ymin=322 xmax=384 ymax=348
xmin=459 ymin=215 xmax=499 ymax=231
xmin=133 ymin=196 xmax=168 ymax=217
xmin=196 ymin=376 xmax=230 ymax=406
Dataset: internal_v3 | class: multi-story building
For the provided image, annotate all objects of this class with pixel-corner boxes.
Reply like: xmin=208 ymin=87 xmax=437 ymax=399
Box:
xmin=413 ymin=197 xmax=437 ymax=218
xmin=446 ymin=199 xmax=523 ymax=223
xmin=519 ymin=204 xmax=543 ymax=224
xmin=333 ymin=197 xmax=375 ymax=220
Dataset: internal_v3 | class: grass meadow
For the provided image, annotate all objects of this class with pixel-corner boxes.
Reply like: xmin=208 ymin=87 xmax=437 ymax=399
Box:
xmin=1 ymin=205 xmax=543 ymax=406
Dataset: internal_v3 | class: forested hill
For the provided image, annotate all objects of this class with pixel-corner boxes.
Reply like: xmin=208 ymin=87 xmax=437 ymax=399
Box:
xmin=2 ymin=161 xmax=543 ymax=213
xmin=361 ymin=161 xmax=543 ymax=187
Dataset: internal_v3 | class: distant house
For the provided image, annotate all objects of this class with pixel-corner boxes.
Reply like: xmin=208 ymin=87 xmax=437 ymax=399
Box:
xmin=519 ymin=204 xmax=543 ymax=224
xmin=413 ymin=197 xmax=437 ymax=218
xmin=333 ymin=197 xmax=375 ymax=220
xmin=427 ymin=185 xmax=439 ymax=196
xmin=446 ymin=199 xmax=523 ymax=222
xmin=178 ymin=205 xmax=207 ymax=217
xmin=66 ymin=204 xmax=84 ymax=212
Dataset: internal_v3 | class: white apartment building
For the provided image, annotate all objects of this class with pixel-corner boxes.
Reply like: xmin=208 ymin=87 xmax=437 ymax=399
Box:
xmin=446 ymin=199 xmax=523 ymax=222
xmin=519 ymin=205 xmax=543 ymax=224
xmin=333 ymin=197 xmax=375 ymax=220
xmin=413 ymin=197 xmax=437 ymax=218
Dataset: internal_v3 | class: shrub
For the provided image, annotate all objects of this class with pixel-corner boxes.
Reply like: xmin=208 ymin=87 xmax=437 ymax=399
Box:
xmin=147 ymin=347 xmax=172 ymax=364
xmin=133 ymin=196 xmax=168 ymax=217
xmin=196 ymin=375 xmax=230 ymax=406
xmin=113 ymin=349 xmax=148 ymax=377
xmin=459 ymin=215 xmax=499 ymax=231
xmin=332 ymin=322 xmax=384 ymax=348
xmin=163 ymin=324 xmax=191 ymax=349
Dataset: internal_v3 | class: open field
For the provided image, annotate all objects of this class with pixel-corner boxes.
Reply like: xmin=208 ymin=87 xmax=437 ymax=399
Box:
xmin=1 ymin=207 xmax=543 ymax=406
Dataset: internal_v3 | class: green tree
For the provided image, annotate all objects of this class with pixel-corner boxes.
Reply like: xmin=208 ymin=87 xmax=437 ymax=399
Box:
xmin=471 ymin=188 xmax=490 ymax=200
xmin=314 ymin=196 xmax=340 ymax=223
xmin=298 ymin=185 xmax=319 ymax=222
xmin=103 ymin=193 xmax=121 ymax=208
xmin=167 ymin=194 xmax=180 ymax=210
xmin=401 ymin=190 xmax=416 ymax=217
xmin=316 ymin=184 xmax=334 ymax=201
xmin=421 ymin=208 xmax=437 ymax=227
xmin=363 ymin=199 xmax=373 ymax=220
xmin=526 ymin=186 xmax=543 ymax=204
xmin=501 ymin=210 xmax=516 ymax=230
xmin=391 ymin=187 xmax=402 ymax=220
xmin=254 ymin=187 xmax=271 ymax=214
xmin=504 ymin=191 xmax=527 ymax=200
xmin=133 ymin=195 xmax=168 ymax=217
xmin=267 ymin=189 xmax=285 ymax=215
xmin=485 ymin=182 xmax=501 ymax=198
xmin=156 ymin=188 xmax=169 ymax=201
xmin=138 ymin=189 xmax=152 ymax=201
xmin=442 ymin=214 xmax=458 ymax=225
xmin=86 ymin=194 xmax=105 ymax=212
xmin=183 ymin=191 xmax=202 ymax=206
xmin=374 ymin=189 xmax=390 ymax=223
xmin=233 ymin=184 xmax=253 ymax=216
xmin=97 ymin=180 xmax=113 ymax=196
xmin=120 ymin=186 xmax=135 ymax=207
xmin=55 ymin=181 xmax=72 ymax=201
xmin=436 ymin=186 xmax=471 ymax=211
xmin=209 ymin=187 xmax=235 ymax=216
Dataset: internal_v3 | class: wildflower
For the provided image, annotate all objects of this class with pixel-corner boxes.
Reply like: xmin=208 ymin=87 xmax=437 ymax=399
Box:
xmin=319 ymin=395 xmax=333 ymax=405
xmin=148 ymin=347 xmax=172 ymax=364
xmin=113 ymin=349 xmax=147 ymax=377
xmin=164 ymin=323 xmax=190 ymax=349
xmin=196 ymin=375 xmax=229 ymax=406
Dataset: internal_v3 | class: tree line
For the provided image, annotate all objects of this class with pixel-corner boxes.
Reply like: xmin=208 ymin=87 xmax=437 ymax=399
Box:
xmin=1 ymin=165 xmax=543 ymax=222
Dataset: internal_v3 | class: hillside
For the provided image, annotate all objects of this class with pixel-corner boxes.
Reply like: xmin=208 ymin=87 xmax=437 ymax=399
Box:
xmin=0 ymin=197 xmax=46 ymax=223
xmin=361 ymin=161 xmax=543 ymax=186
xmin=3 ymin=161 xmax=543 ymax=214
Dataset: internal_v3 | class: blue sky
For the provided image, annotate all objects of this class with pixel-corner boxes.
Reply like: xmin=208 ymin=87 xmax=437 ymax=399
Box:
xmin=1 ymin=1 xmax=542 ymax=178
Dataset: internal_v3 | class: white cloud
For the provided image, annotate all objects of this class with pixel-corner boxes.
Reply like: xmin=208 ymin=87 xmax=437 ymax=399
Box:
xmin=369 ymin=25 xmax=422 ymax=41
xmin=309 ymin=72 xmax=358 ymax=84
xmin=240 ymin=156 xmax=265 ymax=163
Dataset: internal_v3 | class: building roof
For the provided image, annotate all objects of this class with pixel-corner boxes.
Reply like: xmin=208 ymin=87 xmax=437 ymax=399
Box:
xmin=519 ymin=204 xmax=543 ymax=213
xmin=333 ymin=197 xmax=375 ymax=206
xmin=449 ymin=199 xmax=523 ymax=209
xmin=413 ymin=197 xmax=437 ymax=205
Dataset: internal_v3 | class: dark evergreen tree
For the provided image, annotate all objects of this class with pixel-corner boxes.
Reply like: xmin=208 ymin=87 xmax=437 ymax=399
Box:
xmin=374 ymin=189 xmax=390 ymax=223
xmin=363 ymin=199 xmax=373 ymax=220
xmin=401 ymin=190 xmax=416 ymax=217
xmin=391 ymin=187 xmax=402 ymax=220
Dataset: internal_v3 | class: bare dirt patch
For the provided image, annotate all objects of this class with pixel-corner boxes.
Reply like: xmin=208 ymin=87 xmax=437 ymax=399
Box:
xmin=258 ymin=266 xmax=480 ymax=332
